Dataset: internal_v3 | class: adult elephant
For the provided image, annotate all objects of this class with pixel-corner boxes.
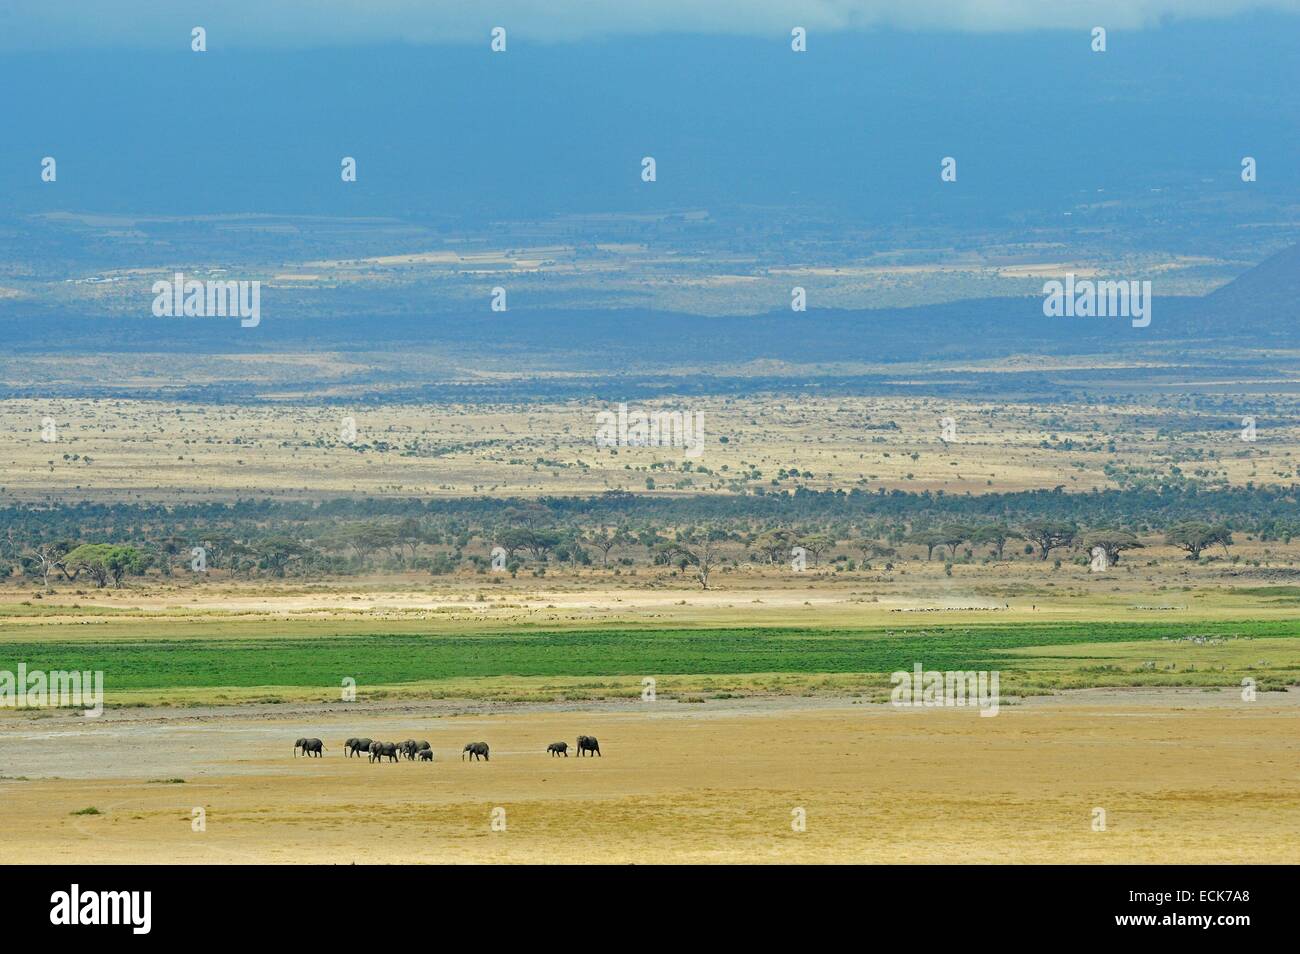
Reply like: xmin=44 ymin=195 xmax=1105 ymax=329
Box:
xmin=300 ymin=738 xmax=324 ymax=758
xmin=294 ymin=737 xmax=308 ymax=757
xmin=398 ymin=739 xmax=418 ymax=760
xmin=345 ymin=737 xmax=373 ymax=758
xmin=462 ymin=742 xmax=489 ymax=762
xmin=576 ymin=735 xmax=601 ymax=757
xmin=547 ymin=742 xmax=569 ymax=757
xmin=369 ymin=741 xmax=399 ymax=763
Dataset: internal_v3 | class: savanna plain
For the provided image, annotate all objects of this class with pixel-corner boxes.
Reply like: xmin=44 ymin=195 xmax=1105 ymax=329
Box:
xmin=2 ymin=388 xmax=1298 ymax=863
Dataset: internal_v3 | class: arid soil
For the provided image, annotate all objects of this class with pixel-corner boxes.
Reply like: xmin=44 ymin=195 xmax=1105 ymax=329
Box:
xmin=3 ymin=690 xmax=1296 ymax=864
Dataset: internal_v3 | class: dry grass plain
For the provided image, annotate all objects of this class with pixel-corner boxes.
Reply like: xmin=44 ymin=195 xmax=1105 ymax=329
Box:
xmin=1 ymin=391 xmax=1298 ymax=501
xmin=3 ymin=383 xmax=1299 ymax=863
xmin=2 ymin=691 xmax=1296 ymax=864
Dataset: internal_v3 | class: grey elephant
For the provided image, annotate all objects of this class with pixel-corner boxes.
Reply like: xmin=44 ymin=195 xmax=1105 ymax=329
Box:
xmin=369 ymin=741 xmax=399 ymax=763
xmin=416 ymin=748 xmax=434 ymax=762
xmin=294 ymin=737 xmax=308 ymax=757
xmin=462 ymin=742 xmax=490 ymax=762
xmin=547 ymin=742 xmax=569 ymax=757
xmin=299 ymin=738 xmax=325 ymax=757
xmin=576 ymin=735 xmax=601 ymax=757
xmin=345 ymin=737 xmax=373 ymax=758
xmin=402 ymin=740 xmax=430 ymax=759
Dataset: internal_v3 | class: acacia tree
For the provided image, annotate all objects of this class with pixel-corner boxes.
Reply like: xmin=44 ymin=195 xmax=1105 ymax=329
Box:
xmin=1165 ymin=522 xmax=1232 ymax=560
xmin=25 ymin=541 xmax=71 ymax=587
xmin=200 ymin=533 xmax=238 ymax=572
xmin=1081 ymin=529 xmax=1143 ymax=565
xmin=583 ymin=527 xmax=628 ymax=568
xmin=799 ymin=532 xmax=836 ymax=566
xmin=972 ymin=524 xmax=1021 ymax=561
xmin=153 ymin=535 xmax=188 ymax=577
xmin=753 ymin=528 xmax=795 ymax=565
xmin=257 ymin=539 xmax=310 ymax=578
xmin=937 ymin=523 xmax=973 ymax=560
xmin=1019 ymin=520 xmax=1077 ymax=561
xmin=61 ymin=544 xmax=145 ymax=588
xmin=523 ymin=529 xmax=562 ymax=562
xmin=394 ymin=517 xmax=428 ymax=565
xmin=909 ymin=529 xmax=947 ymax=561
xmin=660 ymin=526 xmax=727 ymax=590
xmin=493 ymin=527 xmax=531 ymax=561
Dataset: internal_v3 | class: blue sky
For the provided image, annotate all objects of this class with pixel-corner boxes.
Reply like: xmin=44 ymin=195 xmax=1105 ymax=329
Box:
xmin=2 ymin=6 xmax=1296 ymax=222
xmin=3 ymin=0 xmax=1299 ymax=48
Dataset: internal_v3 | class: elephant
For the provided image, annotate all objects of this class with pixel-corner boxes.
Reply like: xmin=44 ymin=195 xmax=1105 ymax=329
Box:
xmin=403 ymin=740 xmax=431 ymax=760
xmin=398 ymin=739 xmax=418 ymax=760
xmin=462 ymin=742 xmax=490 ymax=762
xmin=416 ymin=748 xmax=434 ymax=762
xmin=369 ymin=741 xmax=399 ymax=763
xmin=299 ymin=738 xmax=325 ymax=757
xmin=576 ymin=735 xmax=601 ymax=757
xmin=547 ymin=742 xmax=569 ymax=757
xmin=345 ymin=737 xmax=373 ymax=758
xmin=294 ymin=737 xmax=308 ymax=757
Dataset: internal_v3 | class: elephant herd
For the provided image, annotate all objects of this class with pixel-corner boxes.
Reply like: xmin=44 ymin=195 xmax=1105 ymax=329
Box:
xmin=340 ymin=737 xmax=432 ymax=762
xmin=551 ymin=736 xmax=602 ymax=757
xmin=293 ymin=735 xmax=602 ymax=762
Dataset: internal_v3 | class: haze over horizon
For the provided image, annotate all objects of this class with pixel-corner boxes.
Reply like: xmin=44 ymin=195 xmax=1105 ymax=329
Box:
xmin=3 ymin=8 xmax=1296 ymax=221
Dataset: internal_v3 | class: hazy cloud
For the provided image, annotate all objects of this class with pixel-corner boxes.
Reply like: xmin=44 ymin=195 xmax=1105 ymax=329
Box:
xmin=4 ymin=0 xmax=1299 ymax=50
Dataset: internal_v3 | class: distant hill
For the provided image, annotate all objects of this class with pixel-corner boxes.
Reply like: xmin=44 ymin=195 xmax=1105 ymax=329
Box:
xmin=1193 ymin=242 xmax=1300 ymax=332
xmin=1 ymin=244 xmax=1295 ymax=374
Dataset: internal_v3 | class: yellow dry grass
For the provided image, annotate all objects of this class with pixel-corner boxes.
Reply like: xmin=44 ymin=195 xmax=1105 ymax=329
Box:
xmin=4 ymin=692 xmax=1296 ymax=864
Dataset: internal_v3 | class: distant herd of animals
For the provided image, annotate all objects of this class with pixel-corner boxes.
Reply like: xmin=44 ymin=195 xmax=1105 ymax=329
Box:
xmin=292 ymin=735 xmax=601 ymax=761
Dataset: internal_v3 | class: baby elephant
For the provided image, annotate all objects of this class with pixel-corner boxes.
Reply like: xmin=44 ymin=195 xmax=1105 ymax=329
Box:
xmin=462 ymin=742 xmax=490 ymax=762
xmin=576 ymin=735 xmax=601 ymax=757
xmin=547 ymin=742 xmax=569 ymax=757
xmin=416 ymin=748 xmax=434 ymax=762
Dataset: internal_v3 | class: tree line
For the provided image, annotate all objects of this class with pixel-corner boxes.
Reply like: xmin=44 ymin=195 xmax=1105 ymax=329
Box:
xmin=0 ymin=498 xmax=1250 ymax=589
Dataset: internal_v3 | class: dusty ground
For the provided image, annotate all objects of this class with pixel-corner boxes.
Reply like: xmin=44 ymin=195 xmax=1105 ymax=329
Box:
xmin=3 ymin=391 xmax=1296 ymax=501
xmin=2 ymin=690 xmax=1296 ymax=864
